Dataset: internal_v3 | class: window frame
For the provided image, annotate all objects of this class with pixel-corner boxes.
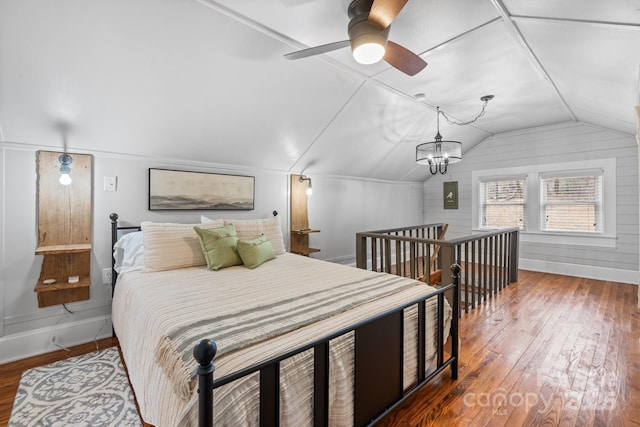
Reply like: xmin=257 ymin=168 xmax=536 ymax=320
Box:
xmin=539 ymin=170 xmax=604 ymax=234
xmin=472 ymin=158 xmax=616 ymax=248
xmin=478 ymin=174 xmax=528 ymax=231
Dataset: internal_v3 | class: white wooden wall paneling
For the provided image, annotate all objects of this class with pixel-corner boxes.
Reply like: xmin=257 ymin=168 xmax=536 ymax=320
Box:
xmin=422 ymin=122 xmax=639 ymax=283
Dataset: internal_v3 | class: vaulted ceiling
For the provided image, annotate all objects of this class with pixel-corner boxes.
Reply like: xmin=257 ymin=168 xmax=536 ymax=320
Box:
xmin=1 ymin=0 xmax=639 ymax=182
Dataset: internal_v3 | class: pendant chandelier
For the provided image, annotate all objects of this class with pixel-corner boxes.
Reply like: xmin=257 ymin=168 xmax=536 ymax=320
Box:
xmin=415 ymin=106 xmax=461 ymax=174
xmin=416 ymin=95 xmax=494 ymax=175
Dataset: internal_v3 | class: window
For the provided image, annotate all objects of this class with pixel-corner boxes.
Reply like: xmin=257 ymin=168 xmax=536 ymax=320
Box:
xmin=479 ymin=176 xmax=526 ymax=230
xmin=540 ymin=171 xmax=602 ymax=233
xmin=472 ymin=158 xmax=616 ymax=248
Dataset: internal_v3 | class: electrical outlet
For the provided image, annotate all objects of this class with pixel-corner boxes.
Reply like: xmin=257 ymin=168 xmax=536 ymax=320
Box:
xmin=102 ymin=268 xmax=112 ymax=285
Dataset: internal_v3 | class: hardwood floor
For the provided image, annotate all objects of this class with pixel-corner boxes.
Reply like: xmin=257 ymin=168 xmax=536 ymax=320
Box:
xmin=380 ymin=270 xmax=640 ymax=427
xmin=0 ymin=270 xmax=638 ymax=427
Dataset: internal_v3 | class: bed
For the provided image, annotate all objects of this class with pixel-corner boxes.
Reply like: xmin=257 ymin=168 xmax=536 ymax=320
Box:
xmin=109 ymin=213 xmax=459 ymax=426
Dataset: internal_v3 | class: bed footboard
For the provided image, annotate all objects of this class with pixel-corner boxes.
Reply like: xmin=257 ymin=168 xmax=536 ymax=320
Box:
xmin=193 ymin=264 xmax=460 ymax=427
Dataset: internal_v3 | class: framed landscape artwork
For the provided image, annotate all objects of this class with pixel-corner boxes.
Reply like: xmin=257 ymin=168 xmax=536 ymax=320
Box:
xmin=148 ymin=168 xmax=255 ymax=210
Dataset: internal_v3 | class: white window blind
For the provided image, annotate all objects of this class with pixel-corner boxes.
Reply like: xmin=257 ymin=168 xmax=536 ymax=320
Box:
xmin=479 ymin=176 xmax=527 ymax=230
xmin=540 ymin=171 xmax=603 ymax=233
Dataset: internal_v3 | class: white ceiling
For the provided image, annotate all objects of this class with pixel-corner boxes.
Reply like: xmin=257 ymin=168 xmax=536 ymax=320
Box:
xmin=1 ymin=0 xmax=639 ymax=182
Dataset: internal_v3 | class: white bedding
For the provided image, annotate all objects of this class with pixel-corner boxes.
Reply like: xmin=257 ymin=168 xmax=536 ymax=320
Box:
xmin=112 ymin=253 xmax=451 ymax=426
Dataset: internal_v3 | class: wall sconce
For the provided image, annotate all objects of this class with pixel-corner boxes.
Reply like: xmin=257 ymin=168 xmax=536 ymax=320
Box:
xmin=299 ymin=175 xmax=312 ymax=195
xmin=58 ymin=154 xmax=73 ymax=185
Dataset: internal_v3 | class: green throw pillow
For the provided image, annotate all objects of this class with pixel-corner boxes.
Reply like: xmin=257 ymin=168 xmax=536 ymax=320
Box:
xmin=237 ymin=234 xmax=276 ymax=269
xmin=193 ymin=224 xmax=242 ymax=271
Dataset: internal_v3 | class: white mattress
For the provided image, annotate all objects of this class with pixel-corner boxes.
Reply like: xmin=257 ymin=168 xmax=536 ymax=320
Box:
xmin=112 ymin=253 xmax=451 ymax=426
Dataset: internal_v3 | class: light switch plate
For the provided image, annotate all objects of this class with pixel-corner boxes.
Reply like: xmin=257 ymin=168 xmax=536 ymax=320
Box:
xmin=104 ymin=176 xmax=117 ymax=192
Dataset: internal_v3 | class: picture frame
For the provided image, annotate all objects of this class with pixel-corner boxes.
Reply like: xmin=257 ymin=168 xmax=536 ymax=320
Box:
xmin=148 ymin=168 xmax=255 ymax=210
xmin=443 ymin=181 xmax=458 ymax=210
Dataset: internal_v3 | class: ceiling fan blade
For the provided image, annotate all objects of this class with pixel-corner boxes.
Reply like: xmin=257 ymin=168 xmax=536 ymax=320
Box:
xmin=383 ymin=41 xmax=427 ymax=76
xmin=369 ymin=0 xmax=408 ymax=29
xmin=284 ymin=40 xmax=351 ymax=60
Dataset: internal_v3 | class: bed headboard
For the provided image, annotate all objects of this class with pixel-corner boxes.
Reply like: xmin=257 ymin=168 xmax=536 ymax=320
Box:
xmin=109 ymin=213 xmax=141 ymax=292
xmin=109 ymin=210 xmax=280 ymax=290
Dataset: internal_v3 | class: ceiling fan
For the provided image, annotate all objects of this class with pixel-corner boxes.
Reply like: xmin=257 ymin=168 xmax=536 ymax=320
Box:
xmin=284 ymin=0 xmax=427 ymax=76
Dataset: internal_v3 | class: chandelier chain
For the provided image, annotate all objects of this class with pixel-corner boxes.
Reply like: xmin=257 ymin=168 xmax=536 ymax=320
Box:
xmin=416 ymin=95 xmax=493 ymax=175
xmin=439 ymin=98 xmax=491 ymax=126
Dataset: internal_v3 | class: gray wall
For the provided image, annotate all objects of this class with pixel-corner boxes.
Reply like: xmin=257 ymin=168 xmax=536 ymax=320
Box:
xmin=0 ymin=143 xmax=424 ymax=362
xmin=422 ymin=122 xmax=639 ymax=283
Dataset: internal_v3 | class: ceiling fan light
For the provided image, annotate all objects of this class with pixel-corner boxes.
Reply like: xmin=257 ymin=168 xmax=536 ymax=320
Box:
xmin=352 ymin=41 xmax=385 ymax=64
xmin=348 ymin=15 xmax=388 ymax=65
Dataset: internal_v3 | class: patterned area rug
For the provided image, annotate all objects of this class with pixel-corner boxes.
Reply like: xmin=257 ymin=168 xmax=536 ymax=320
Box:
xmin=9 ymin=347 xmax=142 ymax=427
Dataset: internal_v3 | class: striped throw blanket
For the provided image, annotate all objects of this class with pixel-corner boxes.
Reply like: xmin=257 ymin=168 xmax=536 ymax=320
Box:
xmin=156 ymin=273 xmax=417 ymax=400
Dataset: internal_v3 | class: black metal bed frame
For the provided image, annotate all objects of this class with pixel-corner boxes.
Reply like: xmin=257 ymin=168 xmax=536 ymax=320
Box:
xmin=194 ymin=267 xmax=460 ymax=427
xmin=109 ymin=213 xmax=460 ymax=426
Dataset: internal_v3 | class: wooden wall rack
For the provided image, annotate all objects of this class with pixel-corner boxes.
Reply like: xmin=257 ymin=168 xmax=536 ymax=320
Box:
xmin=34 ymin=151 xmax=93 ymax=307
xmin=290 ymin=174 xmax=320 ymax=256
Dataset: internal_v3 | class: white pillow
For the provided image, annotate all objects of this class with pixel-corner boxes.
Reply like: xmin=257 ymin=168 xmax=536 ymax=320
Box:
xmin=223 ymin=216 xmax=286 ymax=255
xmin=113 ymin=231 xmax=145 ymax=274
xmin=201 ymin=214 xmax=218 ymax=224
xmin=141 ymin=219 xmax=224 ymax=271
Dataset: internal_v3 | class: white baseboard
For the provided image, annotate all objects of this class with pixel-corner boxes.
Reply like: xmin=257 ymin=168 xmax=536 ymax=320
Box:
xmin=519 ymin=258 xmax=639 ymax=285
xmin=0 ymin=315 xmax=113 ymax=364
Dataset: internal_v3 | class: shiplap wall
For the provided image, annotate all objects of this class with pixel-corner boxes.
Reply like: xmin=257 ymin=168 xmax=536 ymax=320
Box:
xmin=309 ymin=176 xmax=424 ymax=263
xmin=422 ymin=122 xmax=639 ymax=283
xmin=0 ymin=143 xmax=424 ymax=362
